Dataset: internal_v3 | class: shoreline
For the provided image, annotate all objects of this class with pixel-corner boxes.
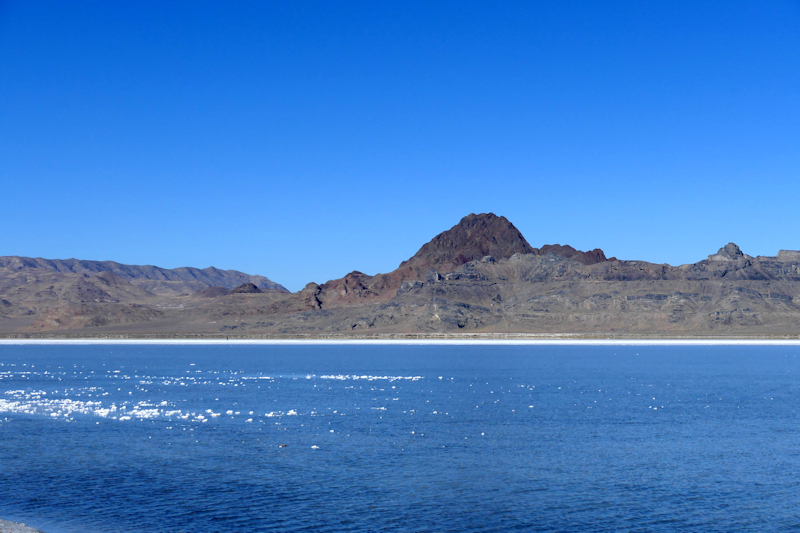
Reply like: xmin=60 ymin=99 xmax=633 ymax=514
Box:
xmin=1 ymin=335 xmax=800 ymax=346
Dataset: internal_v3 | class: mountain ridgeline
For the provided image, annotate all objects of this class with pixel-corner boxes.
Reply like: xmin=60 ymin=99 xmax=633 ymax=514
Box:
xmin=2 ymin=213 xmax=800 ymax=337
xmin=0 ymin=256 xmax=288 ymax=296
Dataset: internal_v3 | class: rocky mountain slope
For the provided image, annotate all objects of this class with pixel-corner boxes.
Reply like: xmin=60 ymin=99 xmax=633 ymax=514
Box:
xmin=299 ymin=213 xmax=615 ymax=309
xmin=2 ymin=213 xmax=800 ymax=337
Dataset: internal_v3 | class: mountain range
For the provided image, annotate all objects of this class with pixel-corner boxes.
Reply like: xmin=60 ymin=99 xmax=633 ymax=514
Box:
xmin=2 ymin=213 xmax=800 ymax=337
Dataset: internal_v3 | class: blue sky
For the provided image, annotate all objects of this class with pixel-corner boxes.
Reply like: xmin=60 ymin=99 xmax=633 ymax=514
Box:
xmin=2 ymin=1 xmax=799 ymax=291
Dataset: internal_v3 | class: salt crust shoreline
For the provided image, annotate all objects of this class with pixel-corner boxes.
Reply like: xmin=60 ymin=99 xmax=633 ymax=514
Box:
xmin=1 ymin=338 xmax=800 ymax=346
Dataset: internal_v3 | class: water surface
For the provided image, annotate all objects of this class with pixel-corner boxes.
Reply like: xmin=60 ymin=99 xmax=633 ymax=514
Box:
xmin=1 ymin=345 xmax=799 ymax=532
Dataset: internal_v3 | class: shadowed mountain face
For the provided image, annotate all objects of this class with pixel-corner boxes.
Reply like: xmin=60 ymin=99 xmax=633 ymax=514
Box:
xmin=3 ymin=213 xmax=800 ymax=337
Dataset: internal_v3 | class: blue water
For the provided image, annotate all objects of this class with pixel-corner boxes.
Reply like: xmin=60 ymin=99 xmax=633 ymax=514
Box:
xmin=1 ymin=345 xmax=800 ymax=532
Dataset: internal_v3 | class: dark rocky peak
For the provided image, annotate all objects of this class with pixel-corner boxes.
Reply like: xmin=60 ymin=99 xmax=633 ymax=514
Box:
xmin=708 ymin=243 xmax=745 ymax=261
xmin=399 ymin=213 xmax=536 ymax=272
xmin=535 ymin=244 xmax=611 ymax=265
xmin=229 ymin=282 xmax=262 ymax=294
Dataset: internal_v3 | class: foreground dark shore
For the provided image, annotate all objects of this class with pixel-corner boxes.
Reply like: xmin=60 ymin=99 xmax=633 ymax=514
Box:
xmin=0 ymin=519 xmax=44 ymax=533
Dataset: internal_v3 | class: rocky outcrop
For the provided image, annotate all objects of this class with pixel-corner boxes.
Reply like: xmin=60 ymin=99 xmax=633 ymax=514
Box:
xmin=778 ymin=250 xmax=800 ymax=261
xmin=300 ymin=283 xmax=322 ymax=310
xmin=708 ymin=243 xmax=747 ymax=261
xmin=536 ymin=244 xmax=611 ymax=265
xmin=320 ymin=271 xmax=378 ymax=299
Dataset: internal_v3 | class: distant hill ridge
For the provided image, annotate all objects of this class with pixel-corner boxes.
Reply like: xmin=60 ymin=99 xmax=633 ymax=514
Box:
xmin=0 ymin=256 xmax=288 ymax=294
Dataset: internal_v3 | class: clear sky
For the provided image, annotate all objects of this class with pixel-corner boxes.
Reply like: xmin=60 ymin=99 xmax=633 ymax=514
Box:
xmin=2 ymin=1 xmax=799 ymax=291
